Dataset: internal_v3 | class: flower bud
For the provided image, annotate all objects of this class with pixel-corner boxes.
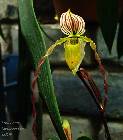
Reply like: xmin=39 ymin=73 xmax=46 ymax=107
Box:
xmin=62 ymin=120 xmax=72 ymax=140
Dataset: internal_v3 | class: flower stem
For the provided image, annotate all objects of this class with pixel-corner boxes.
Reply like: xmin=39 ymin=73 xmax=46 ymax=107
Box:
xmin=100 ymin=112 xmax=111 ymax=140
xmin=77 ymin=68 xmax=111 ymax=140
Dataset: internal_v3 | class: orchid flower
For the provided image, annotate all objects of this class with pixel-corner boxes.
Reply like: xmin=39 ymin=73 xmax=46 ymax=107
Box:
xmin=34 ymin=10 xmax=104 ymax=75
xmin=32 ymin=9 xmax=107 ymax=103
xmin=30 ymin=10 xmax=109 ymax=140
xmin=32 ymin=10 xmax=108 ymax=138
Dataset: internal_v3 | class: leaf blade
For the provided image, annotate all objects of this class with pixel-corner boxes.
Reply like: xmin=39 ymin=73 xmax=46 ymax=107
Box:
xmin=18 ymin=0 xmax=67 ymax=139
xmin=96 ymin=0 xmax=118 ymax=53
xmin=117 ymin=11 xmax=123 ymax=58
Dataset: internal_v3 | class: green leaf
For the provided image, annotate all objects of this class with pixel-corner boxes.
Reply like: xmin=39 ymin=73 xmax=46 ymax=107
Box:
xmin=77 ymin=136 xmax=93 ymax=140
xmin=18 ymin=0 xmax=67 ymax=140
xmin=96 ymin=0 xmax=118 ymax=53
xmin=117 ymin=11 xmax=123 ymax=58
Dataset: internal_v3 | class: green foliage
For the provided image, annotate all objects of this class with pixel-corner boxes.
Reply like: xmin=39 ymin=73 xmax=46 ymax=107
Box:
xmin=18 ymin=0 xmax=67 ymax=139
xmin=97 ymin=0 xmax=123 ymax=58
xmin=97 ymin=0 xmax=118 ymax=53
xmin=117 ymin=11 xmax=123 ymax=58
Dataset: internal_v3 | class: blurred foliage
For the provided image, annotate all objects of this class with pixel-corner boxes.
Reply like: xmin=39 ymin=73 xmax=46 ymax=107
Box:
xmin=97 ymin=0 xmax=123 ymax=58
xmin=117 ymin=10 xmax=123 ymax=58
xmin=97 ymin=0 xmax=118 ymax=53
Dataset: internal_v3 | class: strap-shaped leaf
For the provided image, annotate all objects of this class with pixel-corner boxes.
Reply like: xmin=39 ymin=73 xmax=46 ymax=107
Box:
xmin=18 ymin=0 xmax=67 ymax=139
xmin=97 ymin=0 xmax=118 ymax=53
xmin=117 ymin=11 xmax=123 ymax=58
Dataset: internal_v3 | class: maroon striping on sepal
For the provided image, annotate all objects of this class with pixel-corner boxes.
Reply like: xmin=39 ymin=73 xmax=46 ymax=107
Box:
xmin=60 ymin=10 xmax=85 ymax=35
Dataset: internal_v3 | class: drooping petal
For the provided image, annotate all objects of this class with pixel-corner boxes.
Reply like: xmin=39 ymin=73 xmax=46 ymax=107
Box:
xmin=64 ymin=38 xmax=85 ymax=74
xmin=60 ymin=9 xmax=85 ymax=35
